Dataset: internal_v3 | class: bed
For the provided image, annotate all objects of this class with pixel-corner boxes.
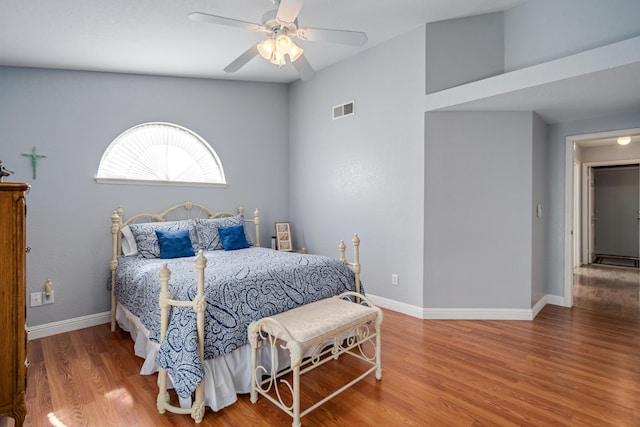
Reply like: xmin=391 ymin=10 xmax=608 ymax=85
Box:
xmin=108 ymin=202 xmax=362 ymax=422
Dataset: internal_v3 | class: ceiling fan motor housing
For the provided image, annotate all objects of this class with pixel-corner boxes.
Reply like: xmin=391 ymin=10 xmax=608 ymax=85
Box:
xmin=262 ymin=10 xmax=298 ymax=38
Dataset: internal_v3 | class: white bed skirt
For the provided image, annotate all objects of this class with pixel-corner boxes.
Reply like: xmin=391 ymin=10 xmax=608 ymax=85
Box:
xmin=115 ymin=302 xmax=291 ymax=412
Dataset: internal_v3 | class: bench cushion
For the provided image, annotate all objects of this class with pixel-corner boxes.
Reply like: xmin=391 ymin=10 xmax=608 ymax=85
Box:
xmin=263 ymin=296 xmax=378 ymax=346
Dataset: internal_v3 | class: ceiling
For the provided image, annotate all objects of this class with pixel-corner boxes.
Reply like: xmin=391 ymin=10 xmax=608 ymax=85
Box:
xmin=0 ymin=0 xmax=527 ymax=83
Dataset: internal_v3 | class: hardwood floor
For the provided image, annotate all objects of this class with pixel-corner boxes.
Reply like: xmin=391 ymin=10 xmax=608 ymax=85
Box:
xmin=7 ymin=304 xmax=638 ymax=427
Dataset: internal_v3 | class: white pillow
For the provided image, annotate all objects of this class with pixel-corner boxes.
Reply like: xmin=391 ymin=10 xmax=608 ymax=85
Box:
xmin=121 ymin=225 xmax=138 ymax=256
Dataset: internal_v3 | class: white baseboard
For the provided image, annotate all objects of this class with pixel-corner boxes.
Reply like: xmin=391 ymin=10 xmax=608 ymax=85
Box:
xmin=423 ymin=307 xmax=535 ymax=320
xmin=26 ymin=294 xmax=566 ymax=340
xmin=28 ymin=311 xmax=111 ymax=340
xmin=366 ymin=294 xmax=424 ymax=318
xmin=532 ymin=294 xmax=564 ymax=318
xmin=367 ymin=293 xmax=564 ymax=320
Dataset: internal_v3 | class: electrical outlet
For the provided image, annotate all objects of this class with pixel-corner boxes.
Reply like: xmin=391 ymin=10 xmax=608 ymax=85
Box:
xmin=30 ymin=292 xmax=42 ymax=307
xmin=43 ymin=290 xmax=55 ymax=305
xmin=391 ymin=274 xmax=399 ymax=286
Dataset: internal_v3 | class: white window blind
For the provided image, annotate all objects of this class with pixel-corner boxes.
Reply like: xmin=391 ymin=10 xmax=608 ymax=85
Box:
xmin=96 ymin=122 xmax=226 ymax=187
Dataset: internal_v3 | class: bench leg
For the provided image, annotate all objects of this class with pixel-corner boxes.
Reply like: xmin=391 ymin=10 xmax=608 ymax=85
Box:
xmin=375 ymin=315 xmax=383 ymax=380
xmin=292 ymin=365 xmax=301 ymax=427
xmin=249 ymin=325 xmax=259 ymax=403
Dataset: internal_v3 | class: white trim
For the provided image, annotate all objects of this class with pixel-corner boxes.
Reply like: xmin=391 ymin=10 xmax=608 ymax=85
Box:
xmin=95 ymin=177 xmax=228 ymax=188
xmin=24 ymin=294 xmax=567 ymax=342
xmin=581 ymin=162 xmax=590 ymax=265
xmin=423 ymin=307 xmax=533 ymax=320
xmin=27 ymin=311 xmax=111 ymax=340
xmin=424 ymin=36 xmax=640 ymax=112
xmin=365 ymin=294 xmax=424 ymax=319
xmin=532 ymin=294 xmax=564 ymax=318
xmin=367 ymin=294 xmax=563 ymax=321
xmin=582 ymin=158 xmax=640 ymax=265
xmin=564 ymin=137 xmax=574 ymax=307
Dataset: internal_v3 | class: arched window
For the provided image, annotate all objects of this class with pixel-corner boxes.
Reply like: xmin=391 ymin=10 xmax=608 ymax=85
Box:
xmin=96 ymin=122 xmax=226 ymax=187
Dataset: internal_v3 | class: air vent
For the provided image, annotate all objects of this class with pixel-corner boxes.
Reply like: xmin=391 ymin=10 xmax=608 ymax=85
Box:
xmin=332 ymin=100 xmax=355 ymax=120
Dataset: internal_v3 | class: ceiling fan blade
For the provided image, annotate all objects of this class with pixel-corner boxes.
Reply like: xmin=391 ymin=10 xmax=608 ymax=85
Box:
xmin=292 ymin=54 xmax=316 ymax=81
xmin=276 ymin=0 xmax=304 ymax=23
xmin=224 ymin=43 xmax=259 ymax=73
xmin=297 ymin=27 xmax=368 ymax=46
xmin=188 ymin=12 xmax=263 ymax=31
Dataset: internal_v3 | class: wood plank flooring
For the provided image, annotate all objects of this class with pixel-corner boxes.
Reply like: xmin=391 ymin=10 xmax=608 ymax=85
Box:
xmin=6 ymin=304 xmax=639 ymax=426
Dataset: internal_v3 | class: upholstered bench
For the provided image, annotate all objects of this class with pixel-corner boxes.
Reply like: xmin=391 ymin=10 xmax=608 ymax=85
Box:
xmin=248 ymin=292 xmax=383 ymax=427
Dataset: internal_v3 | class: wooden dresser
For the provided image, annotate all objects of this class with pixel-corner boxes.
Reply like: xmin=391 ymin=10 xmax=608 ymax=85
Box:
xmin=0 ymin=183 xmax=29 ymax=427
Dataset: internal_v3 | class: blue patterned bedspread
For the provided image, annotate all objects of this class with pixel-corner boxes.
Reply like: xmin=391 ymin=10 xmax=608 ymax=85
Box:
xmin=114 ymin=247 xmax=361 ymax=397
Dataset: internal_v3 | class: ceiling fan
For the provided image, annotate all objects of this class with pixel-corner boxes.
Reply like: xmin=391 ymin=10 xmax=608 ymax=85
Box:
xmin=188 ymin=0 xmax=368 ymax=80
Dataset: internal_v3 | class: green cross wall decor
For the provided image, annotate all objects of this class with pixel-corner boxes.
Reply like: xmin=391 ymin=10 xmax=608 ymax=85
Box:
xmin=22 ymin=146 xmax=47 ymax=179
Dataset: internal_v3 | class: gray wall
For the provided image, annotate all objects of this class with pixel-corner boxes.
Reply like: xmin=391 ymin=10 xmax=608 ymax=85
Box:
xmin=422 ymin=0 xmax=640 ymax=308
xmin=504 ymin=0 xmax=640 ymax=71
xmin=425 ymin=12 xmax=503 ymax=93
xmin=424 ymin=111 xmax=534 ymax=309
xmin=288 ymin=26 xmax=426 ymax=306
xmin=6 ymin=0 xmax=640 ymax=328
xmin=0 ymin=67 xmax=290 ymax=327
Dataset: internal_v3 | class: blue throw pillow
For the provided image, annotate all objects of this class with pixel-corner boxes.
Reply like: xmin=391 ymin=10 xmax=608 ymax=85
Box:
xmin=218 ymin=225 xmax=250 ymax=251
xmin=129 ymin=220 xmax=198 ymax=258
xmin=155 ymin=228 xmax=196 ymax=259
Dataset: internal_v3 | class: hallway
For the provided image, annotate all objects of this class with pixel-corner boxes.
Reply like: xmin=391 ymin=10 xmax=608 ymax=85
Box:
xmin=573 ymin=264 xmax=640 ymax=319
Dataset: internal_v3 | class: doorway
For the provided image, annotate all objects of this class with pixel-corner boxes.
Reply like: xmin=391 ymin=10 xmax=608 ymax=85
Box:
xmin=590 ymin=165 xmax=639 ymax=267
xmin=564 ymin=128 xmax=640 ymax=308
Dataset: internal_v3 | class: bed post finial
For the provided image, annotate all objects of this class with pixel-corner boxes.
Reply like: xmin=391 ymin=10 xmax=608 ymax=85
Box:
xmin=352 ymin=234 xmax=361 ymax=296
xmin=338 ymin=235 xmax=361 ymax=296
xmin=352 ymin=234 xmax=360 ymax=271
xmin=339 ymin=240 xmax=347 ymax=264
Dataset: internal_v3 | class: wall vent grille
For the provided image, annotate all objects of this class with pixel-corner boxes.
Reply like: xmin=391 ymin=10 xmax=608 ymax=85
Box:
xmin=332 ymin=101 xmax=355 ymax=120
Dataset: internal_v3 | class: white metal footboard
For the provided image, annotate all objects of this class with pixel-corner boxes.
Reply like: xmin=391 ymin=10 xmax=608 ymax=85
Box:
xmin=156 ymin=251 xmax=208 ymax=423
xmin=151 ymin=235 xmax=362 ymax=423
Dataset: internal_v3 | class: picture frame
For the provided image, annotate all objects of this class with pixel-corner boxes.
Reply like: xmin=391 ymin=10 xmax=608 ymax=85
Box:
xmin=275 ymin=222 xmax=292 ymax=251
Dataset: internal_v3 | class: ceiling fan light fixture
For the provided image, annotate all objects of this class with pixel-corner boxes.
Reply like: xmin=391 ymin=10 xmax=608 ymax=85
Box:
xmin=269 ymin=50 xmax=286 ymax=66
xmin=288 ymin=41 xmax=303 ymax=62
xmin=257 ymin=39 xmax=276 ymax=60
xmin=259 ymin=34 xmax=302 ymax=65
xmin=275 ymin=34 xmax=292 ymax=52
xmin=617 ymin=136 xmax=631 ymax=145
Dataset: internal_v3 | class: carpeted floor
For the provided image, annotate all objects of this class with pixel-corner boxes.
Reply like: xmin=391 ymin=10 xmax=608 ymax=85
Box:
xmin=574 ymin=263 xmax=640 ymax=319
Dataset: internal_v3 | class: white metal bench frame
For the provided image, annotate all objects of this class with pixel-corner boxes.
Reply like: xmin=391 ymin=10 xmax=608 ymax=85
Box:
xmin=248 ymin=292 xmax=383 ymax=427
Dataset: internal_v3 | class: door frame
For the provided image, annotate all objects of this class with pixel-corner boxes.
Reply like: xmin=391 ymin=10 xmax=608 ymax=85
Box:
xmin=582 ymin=161 xmax=640 ymax=265
xmin=564 ymin=127 xmax=640 ymax=308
